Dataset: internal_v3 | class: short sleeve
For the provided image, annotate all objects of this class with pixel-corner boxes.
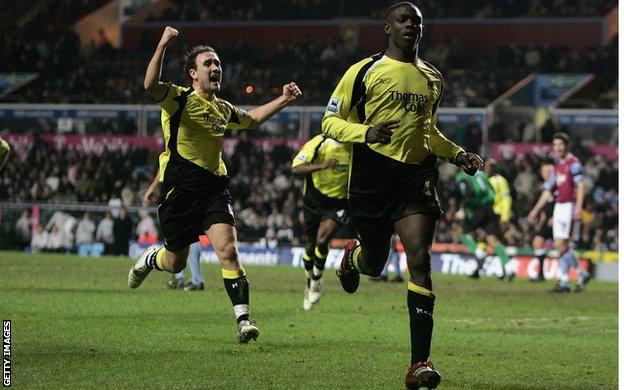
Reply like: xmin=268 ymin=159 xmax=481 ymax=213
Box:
xmin=570 ymin=161 xmax=584 ymax=183
xmin=155 ymin=83 xmax=187 ymax=114
xmin=292 ymin=135 xmax=325 ymax=168
xmin=543 ymin=170 xmax=556 ymax=191
xmin=226 ymin=102 xmax=254 ymax=130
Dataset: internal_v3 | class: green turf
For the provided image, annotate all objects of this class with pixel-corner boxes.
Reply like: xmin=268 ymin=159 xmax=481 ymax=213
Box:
xmin=0 ymin=251 xmax=617 ymax=389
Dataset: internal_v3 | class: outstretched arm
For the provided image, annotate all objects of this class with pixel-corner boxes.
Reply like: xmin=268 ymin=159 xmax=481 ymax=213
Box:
xmin=291 ymin=159 xmax=337 ymax=175
xmin=246 ymin=82 xmax=302 ymax=127
xmin=144 ymin=26 xmax=179 ymax=100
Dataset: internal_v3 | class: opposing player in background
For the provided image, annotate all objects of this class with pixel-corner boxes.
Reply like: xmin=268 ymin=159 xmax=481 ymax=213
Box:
xmin=143 ymin=172 xmax=205 ymax=291
xmin=321 ymin=3 xmax=483 ymax=388
xmin=529 ymin=133 xmax=589 ymax=292
xmin=291 ymin=135 xmax=350 ymax=310
xmin=454 ymin=169 xmax=513 ymax=281
xmin=128 ymin=26 xmax=302 ymax=343
xmin=0 ymin=137 xmax=10 ymax=170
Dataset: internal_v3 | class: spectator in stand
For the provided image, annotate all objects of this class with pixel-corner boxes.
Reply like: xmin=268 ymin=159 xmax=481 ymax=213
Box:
xmin=76 ymin=212 xmax=101 ymax=256
xmin=31 ymin=224 xmax=48 ymax=253
xmin=108 ymin=192 xmax=123 ymax=218
xmin=96 ymin=211 xmax=115 ymax=254
xmin=76 ymin=212 xmax=96 ymax=245
xmin=45 ymin=225 xmax=64 ymax=253
xmin=113 ymin=207 xmax=133 ymax=255
xmin=0 ymin=135 xmax=617 ymax=254
xmin=15 ymin=209 xmax=32 ymax=250
xmin=136 ymin=209 xmax=158 ymax=245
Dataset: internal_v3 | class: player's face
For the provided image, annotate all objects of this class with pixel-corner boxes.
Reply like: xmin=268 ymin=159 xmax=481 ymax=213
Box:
xmin=552 ymin=138 xmax=568 ymax=159
xmin=385 ymin=5 xmax=423 ymax=53
xmin=191 ymin=51 xmax=222 ymax=93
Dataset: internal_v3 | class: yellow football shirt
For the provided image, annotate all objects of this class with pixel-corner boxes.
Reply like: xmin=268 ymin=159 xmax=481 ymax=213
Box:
xmin=292 ymin=135 xmax=351 ymax=199
xmin=156 ymin=84 xmax=253 ymax=188
xmin=321 ymin=54 xmax=463 ymax=165
xmin=489 ymin=174 xmax=512 ymax=223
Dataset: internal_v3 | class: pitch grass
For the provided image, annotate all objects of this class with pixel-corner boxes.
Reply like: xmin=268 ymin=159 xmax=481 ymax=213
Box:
xmin=1 ymin=252 xmax=617 ymax=389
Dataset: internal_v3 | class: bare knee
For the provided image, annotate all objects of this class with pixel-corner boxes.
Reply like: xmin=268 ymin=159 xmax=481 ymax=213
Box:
xmin=406 ymin=247 xmax=431 ymax=277
xmin=215 ymin=240 xmax=239 ymax=266
xmin=166 ymin=249 xmax=188 ymax=273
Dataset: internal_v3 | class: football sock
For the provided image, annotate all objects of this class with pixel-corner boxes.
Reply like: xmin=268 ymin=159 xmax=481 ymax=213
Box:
xmin=146 ymin=247 xmax=165 ymax=271
xmin=560 ymin=250 xmax=578 ymax=287
xmin=535 ymin=248 xmax=547 ymax=278
xmin=188 ymin=242 xmax=203 ymax=284
xmin=474 ymin=242 xmax=488 ymax=269
xmin=350 ymin=245 xmax=363 ymax=273
xmin=559 ymin=254 xmax=571 ymax=287
xmin=222 ymin=268 xmax=250 ymax=323
xmin=407 ymin=282 xmax=435 ymax=364
xmin=312 ymin=246 xmax=327 ymax=280
xmin=303 ymin=250 xmax=315 ymax=287
xmin=460 ymin=234 xmax=478 ymax=253
xmin=494 ymin=242 xmax=509 ymax=270
xmin=174 ymin=271 xmax=185 ymax=280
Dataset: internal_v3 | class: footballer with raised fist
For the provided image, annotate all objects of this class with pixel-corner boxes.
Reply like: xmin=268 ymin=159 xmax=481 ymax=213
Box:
xmin=128 ymin=26 xmax=302 ymax=343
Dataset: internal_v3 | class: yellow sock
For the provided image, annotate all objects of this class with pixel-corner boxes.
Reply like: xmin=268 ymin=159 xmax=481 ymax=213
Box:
xmin=407 ymin=281 xmax=436 ymax=300
xmin=314 ymin=246 xmax=327 ymax=260
xmin=155 ymin=248 xmax=166 ymax=271
xmin=222 ymin=268 xmax=245 ymax=279
xmin=352 ymin=246 xmax=362 ymax=272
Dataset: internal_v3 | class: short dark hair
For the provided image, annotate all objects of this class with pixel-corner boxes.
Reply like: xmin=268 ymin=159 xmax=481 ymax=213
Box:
xmin=552 ymin=132 xmax=570 ymax=146
xmin=184 ymin=45 xmax=216 ymax=77
xmin=385 ymin=1 xmax=419 ymax=20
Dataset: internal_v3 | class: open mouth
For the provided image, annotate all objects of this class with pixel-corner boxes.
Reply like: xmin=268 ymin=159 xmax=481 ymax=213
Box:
xmin=403 ymin=32 xmax=417 ymax=39
xmin=209 ymin=74 xmax=221 ymax=82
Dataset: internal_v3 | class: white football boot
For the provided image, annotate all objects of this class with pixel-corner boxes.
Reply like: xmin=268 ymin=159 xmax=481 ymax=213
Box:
xmin=238 ymin=320 xmax=260 ymax=343
xmin=303 ymin=286 xmax=313 ymax=311
xmin=128 ymin=245 xmax=159 ymax=288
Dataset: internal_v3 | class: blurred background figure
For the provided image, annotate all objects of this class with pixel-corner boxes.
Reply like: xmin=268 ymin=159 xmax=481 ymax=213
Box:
xmin=15 ymin=209 xmax=32 ymax=251
xmin=113 ymin=207 xmax=133 ymax=256
xmin=96 ymin=212 xmax=115 ymax=254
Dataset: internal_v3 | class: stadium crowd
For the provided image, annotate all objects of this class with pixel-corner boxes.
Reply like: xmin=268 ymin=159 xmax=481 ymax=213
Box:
xmin=7 ymin=32 xmax=617 ymax=111
xmin=146 ymin=0 xmax=617 ymax=21
xmin=2 ymin=0 xmax=617 ymax=110
xmin=1 ymin=135 xmax=617 ymax=254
